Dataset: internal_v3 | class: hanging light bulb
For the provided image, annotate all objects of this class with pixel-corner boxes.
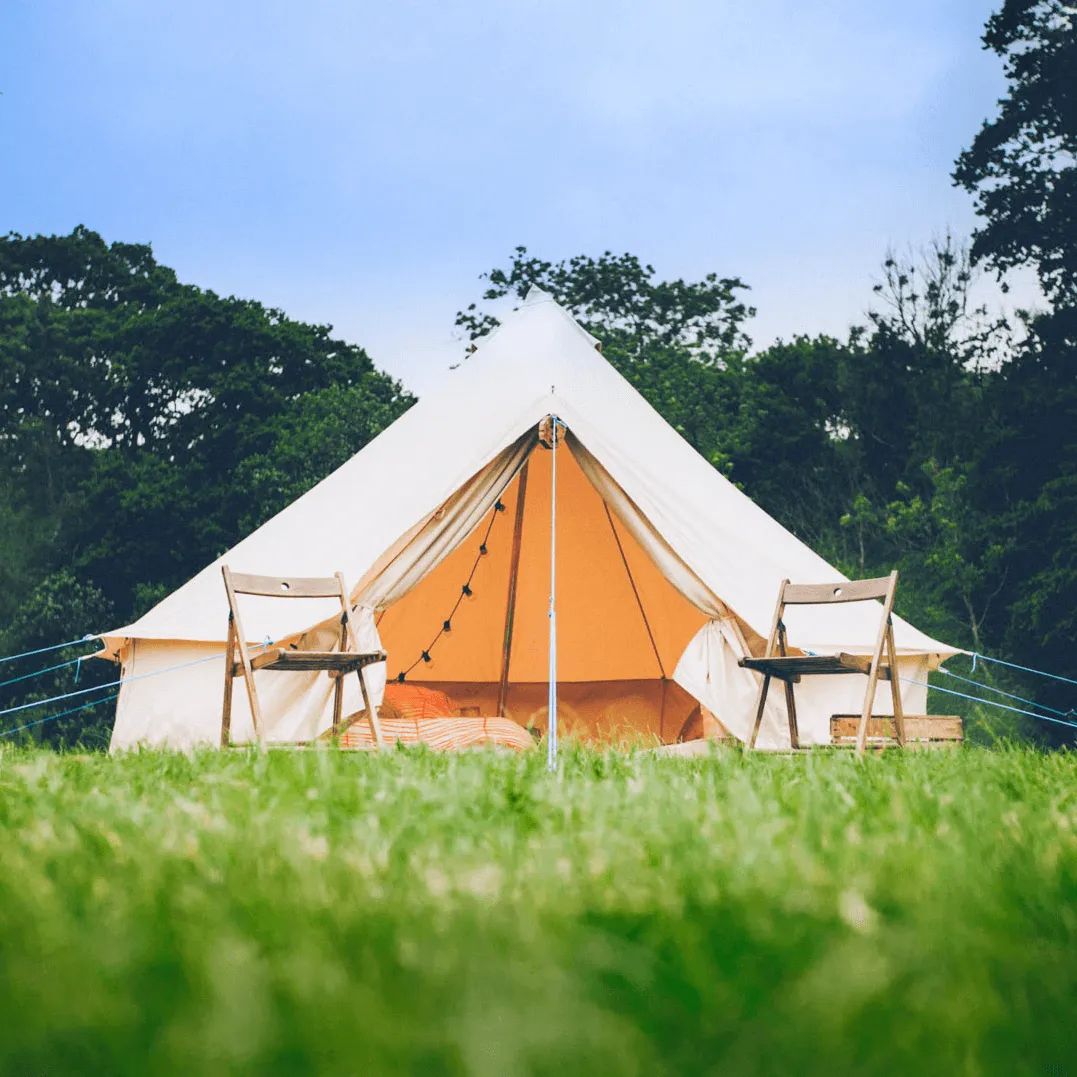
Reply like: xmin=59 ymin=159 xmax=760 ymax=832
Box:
xmin=479 ymin=543 xmax=488 ymax=556
xmin=421 ymin=650 xmax=432 ymax=664
xmin=443 ymin=619 xmax=452 ymax=633
xmin=462 ymin=583 xmax=474 ymax=599
xmin=495 ymin=500 xmax=506 ymax=512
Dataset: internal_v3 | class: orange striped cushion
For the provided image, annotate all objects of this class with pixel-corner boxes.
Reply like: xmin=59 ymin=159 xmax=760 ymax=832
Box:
xmin=341 ymin=716 xmax=535 ymax=752
xmin=381 ymin=683 xmax=454 ymax=720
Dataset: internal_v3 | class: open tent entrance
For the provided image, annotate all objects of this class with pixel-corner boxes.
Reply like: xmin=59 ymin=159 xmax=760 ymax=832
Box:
xmin=374 ymin=432 xmax=710 ymax=743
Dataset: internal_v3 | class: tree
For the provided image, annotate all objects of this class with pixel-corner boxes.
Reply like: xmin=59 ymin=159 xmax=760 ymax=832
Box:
xmin=835 ymin=240 xmax=1010 ymax=632
xmin=954 ymin=1 xmax=1077 ymax=308
xmin=952 ymin=2 xmax=1077 ymax=740
xmin=709 ymin=337 xmax=861 ymax=555
xmin=835 ymin=238 xmax=1004 ymax=498
xmin=457 ymin=247 xmax=754 ymax=363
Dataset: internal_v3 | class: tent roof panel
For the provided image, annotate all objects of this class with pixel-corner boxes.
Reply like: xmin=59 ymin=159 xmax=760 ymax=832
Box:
xmin=102 ymin=287 xmax=955 ymax=660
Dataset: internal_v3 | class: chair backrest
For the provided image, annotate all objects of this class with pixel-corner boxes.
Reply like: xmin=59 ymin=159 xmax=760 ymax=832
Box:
xmin=781 ymin=575 xmax=895 ymax=606
xmin=225 ymin=570 xmax=346 ymax=600
xmin=765 ymin=570 xmax=899 ymax=660
xmin=221 ymin=566 xmax=355 ymax=652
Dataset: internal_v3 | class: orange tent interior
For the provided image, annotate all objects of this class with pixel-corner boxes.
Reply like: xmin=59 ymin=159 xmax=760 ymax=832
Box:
xmin=376 ymin=443 xmax=710 ymax=743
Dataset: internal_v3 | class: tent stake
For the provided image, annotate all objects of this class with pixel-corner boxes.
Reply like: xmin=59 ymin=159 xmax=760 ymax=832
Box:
xmin=547 ymin=417 xmax=560 ymax=771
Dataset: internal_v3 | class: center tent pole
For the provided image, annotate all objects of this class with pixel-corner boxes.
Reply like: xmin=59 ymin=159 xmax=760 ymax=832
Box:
xmin=547 ymin=415 xmax=560 ymax=772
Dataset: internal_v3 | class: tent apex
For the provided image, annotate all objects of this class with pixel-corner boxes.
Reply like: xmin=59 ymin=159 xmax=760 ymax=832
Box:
xmin=522 ymin=284 xmax=554 ymax=305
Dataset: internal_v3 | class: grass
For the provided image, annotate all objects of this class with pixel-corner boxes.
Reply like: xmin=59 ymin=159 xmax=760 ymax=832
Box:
xmin=0 ymin=743 xmax=1075 ymax=1075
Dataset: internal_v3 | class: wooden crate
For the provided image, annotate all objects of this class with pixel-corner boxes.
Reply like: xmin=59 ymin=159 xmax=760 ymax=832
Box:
xmin=830 ymin=714 xmax=963 ymax=749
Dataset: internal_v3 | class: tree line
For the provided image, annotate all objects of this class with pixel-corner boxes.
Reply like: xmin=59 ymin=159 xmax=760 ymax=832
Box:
xmin=2 ymin=0 xmax=1073 ymax=745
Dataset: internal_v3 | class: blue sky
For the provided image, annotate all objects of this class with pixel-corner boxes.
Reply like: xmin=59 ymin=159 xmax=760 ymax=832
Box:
xmin=2 ymin=1 xmax=1016 ymax=392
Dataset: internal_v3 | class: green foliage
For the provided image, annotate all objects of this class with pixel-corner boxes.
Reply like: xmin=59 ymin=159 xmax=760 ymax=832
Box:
xmin=231 ymin=383 xmax=407 ymax=534
xmin=0 ymin=227 xmax=413 ymax=744
xmin=950 ymin=2 xmax=1077 ymax=730
xmin=457 ymin=246 xmax=755 ymax=362
xmin=0 ymin=571 xmax=115 ymax=747
xmin=0 ymin=745 xmax=1074 ymax=1074
xmin=712 ymin=337 xmax=859 ymax=552
xmin=954 ymin=0 xmax=1077 ymax=307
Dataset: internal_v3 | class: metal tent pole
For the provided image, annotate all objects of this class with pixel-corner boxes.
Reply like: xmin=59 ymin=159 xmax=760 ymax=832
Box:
xmin=547 ymin=416 xmax=560 ymax=772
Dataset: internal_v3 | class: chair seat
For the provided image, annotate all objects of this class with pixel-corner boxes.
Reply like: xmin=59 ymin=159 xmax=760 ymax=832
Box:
xmin=739 ymin=652 xmax=892 ymax=682
xmin=233 ymin=648 xmax=387 ymax=676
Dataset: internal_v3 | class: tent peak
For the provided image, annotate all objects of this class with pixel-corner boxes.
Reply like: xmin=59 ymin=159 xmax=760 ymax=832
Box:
xmin=522 ymin=284 xmax=554 ymax=305
xmin=507 ymin=286 xmax=601 ymax=352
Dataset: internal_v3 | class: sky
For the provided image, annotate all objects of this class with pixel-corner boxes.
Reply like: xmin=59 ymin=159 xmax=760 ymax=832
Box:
xmin=1 ymin=0 xmax=1022 ymax=393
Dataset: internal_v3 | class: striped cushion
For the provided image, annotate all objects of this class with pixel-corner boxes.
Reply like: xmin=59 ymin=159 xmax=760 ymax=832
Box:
xmin=381 ymin=684 xmax=454 ymax=720
xmin=341 ymin=715 xmax=535 ymax=752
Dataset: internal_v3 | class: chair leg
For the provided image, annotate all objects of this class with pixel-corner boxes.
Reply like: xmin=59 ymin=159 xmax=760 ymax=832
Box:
xmin=783 ymin=679 xmax=800 ymax=750
xmin=857 ymin=570 xmax=898 ymax=755
xmin=886 ymin=624 xmax=906 ymax=748
xmin=221 ymin=618 xmax=236 ymax=748
xmin=855 ymin=658 xmax=885 ymax=756
xmin=243 ymin=668 xmax=266 ymax=749
xmin=332 ymin=675 xmax=344 ymax=739
xmin=775 ymin=615 xmax=798 ymax=748
xmin=357 ymin=668 xmax=384 ymax=749
xmin=332 ymin=614 xmax=347 ymax=739
xmin=748 ymin=674 xmax=773 ymax=749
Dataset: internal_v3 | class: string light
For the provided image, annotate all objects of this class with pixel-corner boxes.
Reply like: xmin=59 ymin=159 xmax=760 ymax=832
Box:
xmin=392 ymin=495 xmax=506 ymax=683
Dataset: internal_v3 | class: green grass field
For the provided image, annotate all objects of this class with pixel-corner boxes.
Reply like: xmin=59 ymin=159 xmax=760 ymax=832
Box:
xmin=1 ymin=743 xmax=1074 ymax=1075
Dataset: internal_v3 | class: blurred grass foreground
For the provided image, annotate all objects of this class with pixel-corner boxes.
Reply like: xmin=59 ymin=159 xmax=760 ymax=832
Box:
xmin=1 ymin=743 xmax=1075 ymax=1075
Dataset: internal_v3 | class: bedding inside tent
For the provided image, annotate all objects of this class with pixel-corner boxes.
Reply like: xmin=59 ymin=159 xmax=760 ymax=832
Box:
xmin=374 ymin=441 xmax=709 ymax=742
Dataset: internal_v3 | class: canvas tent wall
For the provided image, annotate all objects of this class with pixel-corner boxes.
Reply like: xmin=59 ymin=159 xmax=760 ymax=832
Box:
xmin=102 ymin=288 xmax=957 ymax=751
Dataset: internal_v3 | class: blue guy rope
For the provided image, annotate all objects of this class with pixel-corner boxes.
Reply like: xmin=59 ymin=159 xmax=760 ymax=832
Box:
xmin=0 ymin=656 xmax=84 ymax=691
xmin=939 ymin=666 xmax=1075 ymax=720
xmin=0 ymin=693 xmax=120 ymax=740
xmin=0 ymin=649 xmax=226 ymax=721
xmin=966 ymin=651 xmax=1077 ymax=689
xmin=901 ymin=675 xmax=1077 ymax=732
xmin=0 ymin=634 xmax=101 ymax=666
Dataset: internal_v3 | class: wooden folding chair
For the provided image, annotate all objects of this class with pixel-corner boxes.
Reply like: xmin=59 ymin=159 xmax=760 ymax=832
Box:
xmin=221 ymin=566 xmax=386 ymax=748
xmin=739 ymin=570 xmax=905 ymax=755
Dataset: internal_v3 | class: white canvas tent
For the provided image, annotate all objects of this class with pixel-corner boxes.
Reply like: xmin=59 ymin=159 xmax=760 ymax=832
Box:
xmin=102 ymin=288 xmax=956 ymax=751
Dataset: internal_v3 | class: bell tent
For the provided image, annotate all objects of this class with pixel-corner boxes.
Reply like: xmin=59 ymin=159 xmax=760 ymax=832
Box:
xmin=101 ymin=288 xmax=955 ymax=751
